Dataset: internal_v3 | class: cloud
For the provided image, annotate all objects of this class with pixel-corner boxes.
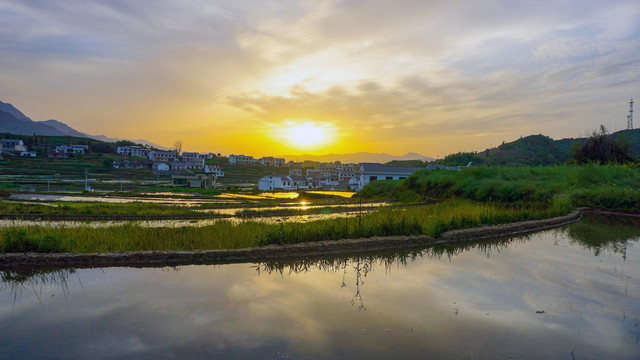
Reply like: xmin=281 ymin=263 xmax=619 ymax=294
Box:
xmin=0 ymin=0 xmax=639 ymax=154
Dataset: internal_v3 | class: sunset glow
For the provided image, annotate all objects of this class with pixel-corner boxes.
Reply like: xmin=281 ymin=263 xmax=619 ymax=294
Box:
xmin=0 ymin=1 xmax=638 ymax=157
xmin=273 ymin=122 xmax=337 ymax=151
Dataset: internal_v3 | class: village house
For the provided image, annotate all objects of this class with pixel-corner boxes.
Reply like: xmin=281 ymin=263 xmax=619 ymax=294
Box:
xmin=149 ymin=150 xmax=177 ymax=162
xmin=337 ymin=164 xmax=357 ymax=182
xmin=229 ymin=154 xmax=288 ymax=166
xmin=70 ymin=144 xmax=88 ymax=153
xmin=170 ymin=160 xmax=204 ymax=171
xmin=51 ymin=144 xmax=88 ymax=155
xmin=20 ymin=151 xmax=37 ymax=157
xmin=172 ymin=173 xmax=214 ymax=189
xmin=204 ymin=164 xmax=225 ymax=177
xmin=228 ymin=154 xmax=259 ymax=165
xmin=1 ymin=138 xmax=24 ymax=152
xmin=48 ymin=150 xmax=68 ymax=159
xmin=289 ymin=168 xmax=302 ymax=176
xmin=357 ymin=163 xmax=418 ymax=190
xmin=318 ymin=163 xmax=339 ymax=181
xmin=152 ymin=162 xmax=170 ymax=171
xmin=258 ymin=174 xmax=326 ymax=191
xmin=357 ymin=162 xmax=464 ymax=191
xmin=117 ymin=145 xmax=152 ymax=158
xmin=198 ymin=153 xmax=214 ymax=160
xmin=181 ymin=152 xmax=199 ymax=161
xmin=113 ymin=160 xmax=151 ymax=169
xmin=181 ymin=152 xmax=213 ymax=161
xmin=260 ymin=156 xmax=286 ymax=167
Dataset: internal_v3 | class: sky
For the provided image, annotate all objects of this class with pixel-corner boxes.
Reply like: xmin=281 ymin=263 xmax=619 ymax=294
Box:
xmin=0 ymin=0 xmax=639 ymax=157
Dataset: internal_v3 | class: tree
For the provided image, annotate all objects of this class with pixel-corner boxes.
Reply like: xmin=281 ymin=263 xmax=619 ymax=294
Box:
xmin=173 ymin=140 xmax=182 ymax=155
xmin=572 ymin=125 xmax=633 ymax=164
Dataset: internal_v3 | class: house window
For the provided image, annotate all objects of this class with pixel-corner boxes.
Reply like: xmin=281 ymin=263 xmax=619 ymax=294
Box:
xmin=386 ymin=176 xmax=393 ymax=180
xmin=369 ymin=176 xmax=377 ymax=181
xmin=399 ymin=177 xmax=406 ymax=180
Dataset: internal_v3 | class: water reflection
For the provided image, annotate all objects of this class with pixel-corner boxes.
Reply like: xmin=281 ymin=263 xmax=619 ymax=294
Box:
xmin=1 ymin=216 xmax=639 ymax=359
xmin=566 ymin=215 xmax=639 ymax=257
xmin=1 ymin=268 xmax=78 ymax=306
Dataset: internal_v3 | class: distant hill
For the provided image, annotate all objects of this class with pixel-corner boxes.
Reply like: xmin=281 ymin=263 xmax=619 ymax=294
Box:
xmin=434 ymin=130 xmax=640 ymax=167
xmin=0 ymin=100 xmax=169 ymax=149
xmin=283 ymin=152 xmax=434 ymax=164
xmin=0 ymin=110 xmax=68 ymax=136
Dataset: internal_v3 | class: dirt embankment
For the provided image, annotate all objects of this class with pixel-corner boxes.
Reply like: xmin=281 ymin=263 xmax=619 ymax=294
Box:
xmin=0 ymin=208 xmax=638 ymax=270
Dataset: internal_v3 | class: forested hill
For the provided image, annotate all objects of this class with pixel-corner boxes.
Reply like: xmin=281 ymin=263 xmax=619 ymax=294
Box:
xmin=384 ymin=129 xmax=640 ymax=167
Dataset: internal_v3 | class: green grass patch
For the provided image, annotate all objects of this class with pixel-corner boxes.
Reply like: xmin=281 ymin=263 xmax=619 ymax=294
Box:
xmin=359 ymin=165 xmax=640 ymax=211
xmin=257 ymin=198 xmax=573 ymax=245
xmin=0 ymin=201 xmax=196 ymax=215
xmin=0 ymin=199 xmax=574 ymax=253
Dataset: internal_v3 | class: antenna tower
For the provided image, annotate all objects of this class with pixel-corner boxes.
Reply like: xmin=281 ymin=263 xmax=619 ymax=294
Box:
xmin=627 ymin=98 xmax=634 ymax=129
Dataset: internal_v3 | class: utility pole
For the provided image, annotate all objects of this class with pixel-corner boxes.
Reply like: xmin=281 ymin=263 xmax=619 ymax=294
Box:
xmin=627 ymin=98 xmax=634 ymax=129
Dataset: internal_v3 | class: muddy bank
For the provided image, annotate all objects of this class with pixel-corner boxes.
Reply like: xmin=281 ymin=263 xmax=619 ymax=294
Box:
xmin=1 ymin=208 xmax=637 ymax=270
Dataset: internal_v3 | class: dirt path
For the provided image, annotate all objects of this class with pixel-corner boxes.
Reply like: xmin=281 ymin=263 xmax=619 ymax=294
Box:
xmin=0 ymin=208 xmax=637 ymax=270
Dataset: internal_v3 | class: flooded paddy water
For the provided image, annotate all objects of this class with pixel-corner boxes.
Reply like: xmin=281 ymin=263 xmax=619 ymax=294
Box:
xmin=1 ymin=215 xmax=638 ymax=359
xmin=3 ymin=191 xmax=380 ymax=227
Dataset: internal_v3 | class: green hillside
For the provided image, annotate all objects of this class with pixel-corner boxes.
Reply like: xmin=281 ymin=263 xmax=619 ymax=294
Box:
xmin=432 ymin=129 xmax=640 ymax=167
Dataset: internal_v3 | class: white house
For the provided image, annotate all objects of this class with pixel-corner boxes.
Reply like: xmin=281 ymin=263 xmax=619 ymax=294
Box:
xmin=117 ymin=146 xmax=151 ymax=158
xmin=170 ymin=161 xmax=204 ymax=171
xmin=1 ymin=138 xmax=24 ymax=152
xmin=357 ymin=163 xmax=423 ymax=190
xmin=204 ymin=164 xmax=225 ymax=177
xmin=260 ymin=156 xmax=286 ymax=167
xmin=70 ymin=144 xmax=88 ymax=153
xmin=357 ymin=162 xmax=464 ymax=191
xmin=229 ymin=154 xmax=259 ymax=165
xmin=152 ymin=162 xmax=170 ymax=171
xmin=181 ymin=152 xmax=199 ymax=161
xmin=150 ymin=150 xmax=177 ymax=162
xmin=258 ymin=175 xmax=325 ymax=191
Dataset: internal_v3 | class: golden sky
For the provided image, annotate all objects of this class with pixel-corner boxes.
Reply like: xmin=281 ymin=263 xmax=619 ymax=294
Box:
xmin=1 ymin=1 xmax=639 ymax=157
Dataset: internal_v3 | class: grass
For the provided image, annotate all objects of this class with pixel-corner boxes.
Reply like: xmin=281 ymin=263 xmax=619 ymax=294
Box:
xmin=257 ymin=198 xmax=573 ymax=245
xmin=0 ymin=201 xmax=196 ymax=215
xmin=359 ymin=164 xmax=640 ymax=210
xmin=0 ymin=199 xmax=574 ymax=253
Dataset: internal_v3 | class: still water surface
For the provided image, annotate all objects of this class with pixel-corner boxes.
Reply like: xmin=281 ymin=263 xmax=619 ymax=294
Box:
xmin=1 ymin=216 xmax=638 ymax=359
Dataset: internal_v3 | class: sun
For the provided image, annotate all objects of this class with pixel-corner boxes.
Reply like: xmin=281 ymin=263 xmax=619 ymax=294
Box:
xmin=278 ymin=122 xmax=334 ymax=149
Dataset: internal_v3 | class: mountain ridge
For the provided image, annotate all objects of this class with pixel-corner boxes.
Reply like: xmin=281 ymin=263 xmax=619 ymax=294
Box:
xmin=281 ymin=151 xmax=435 ymax=164
xmin=0 ymin=100 xmax=169 ymax=150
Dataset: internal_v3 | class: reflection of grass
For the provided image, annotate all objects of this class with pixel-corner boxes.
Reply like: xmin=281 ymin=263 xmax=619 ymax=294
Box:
xmin=0 ymin=200 xmax=573 ymax=253
xmin=1 ymin=268 xmax=76 ymax=304
xmin=565 ymin=215 xmax=640 ymax=256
